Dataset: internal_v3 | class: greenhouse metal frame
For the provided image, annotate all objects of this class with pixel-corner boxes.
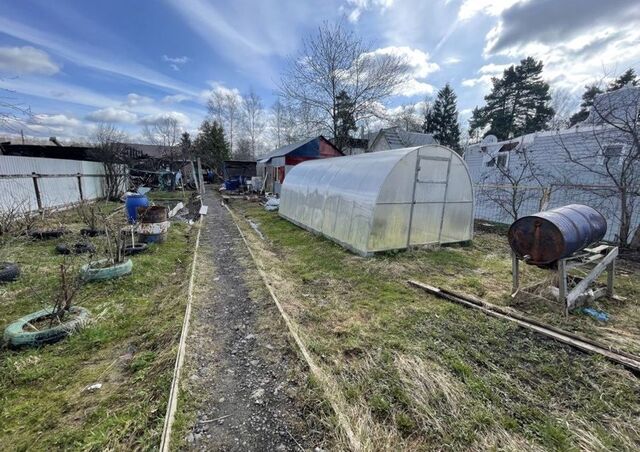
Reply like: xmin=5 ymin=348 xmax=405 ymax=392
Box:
xmin=279 ymin=145 xmax=474 ymax=256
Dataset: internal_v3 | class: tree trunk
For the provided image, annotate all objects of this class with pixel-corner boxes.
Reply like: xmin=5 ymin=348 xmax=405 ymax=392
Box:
xmin=630 ymin=223 xmax=640 ymax=250
xmin=618 ymin=192 xmax=630 ymax=247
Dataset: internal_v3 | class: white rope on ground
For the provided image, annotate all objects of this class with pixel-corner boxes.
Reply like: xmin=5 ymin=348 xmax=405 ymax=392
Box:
xmin=159 ymin=217 xmax=203 ymax=452
xmin=224 ymin=203 xmax=363 ymax=452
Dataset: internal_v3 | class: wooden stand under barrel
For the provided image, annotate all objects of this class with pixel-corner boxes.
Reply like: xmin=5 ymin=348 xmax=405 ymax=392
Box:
xmin=512 ymin=244 xmax=618 ymax=316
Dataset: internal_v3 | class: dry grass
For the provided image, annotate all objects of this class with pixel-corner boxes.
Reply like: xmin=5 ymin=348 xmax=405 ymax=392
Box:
xmin=227 ymin=198 xmax=640 ymax=451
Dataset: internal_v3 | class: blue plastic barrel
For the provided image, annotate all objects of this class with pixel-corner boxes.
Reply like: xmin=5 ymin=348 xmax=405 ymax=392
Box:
xmin=125 ymin=194 xmax=149 ymax=224
xmin=508 ymin=204 xmax=607 ymax=265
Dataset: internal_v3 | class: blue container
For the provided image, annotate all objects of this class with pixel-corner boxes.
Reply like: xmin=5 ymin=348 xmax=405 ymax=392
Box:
xmin=125 ymin=194 xmax=149 ymax=224
xmin=508 ymin=204 xmax=607 ymax=265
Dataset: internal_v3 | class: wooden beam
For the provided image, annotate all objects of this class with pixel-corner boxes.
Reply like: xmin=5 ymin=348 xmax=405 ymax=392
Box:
xmin=408 ymin=280 xmax=640 ymax=375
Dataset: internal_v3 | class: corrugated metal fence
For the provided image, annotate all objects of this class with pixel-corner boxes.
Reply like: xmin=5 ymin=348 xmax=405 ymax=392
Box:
xmin=0 ymin=155 xmax=120 ymax=212
xmin=474 ymin=183 xmax=639 ymax=243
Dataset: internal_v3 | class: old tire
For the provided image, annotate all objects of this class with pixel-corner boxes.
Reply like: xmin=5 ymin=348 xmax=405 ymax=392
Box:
xmin=0 ymin=262 xmax=20 ymax=282
xmin=29 ymin=229 xmax=67 ymax=239
xmin=80 ymin=228 xmax=105 ymax=237
xmin=3 ymin=306 xmax=90 ymax=348
xmin=81 ymin=258 xmax=133 ymax=282
xmin=124 ymin=243 xmax=148 ymax=255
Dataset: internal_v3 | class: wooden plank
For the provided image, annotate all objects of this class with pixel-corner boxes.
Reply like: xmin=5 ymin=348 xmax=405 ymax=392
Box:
xmin=584 ymin=244 xmax=610 ymax=254
xmin=567 ymin=247 xmax=618 ymax=307
xmin=408 ymin=280 xmax=640 ymax=374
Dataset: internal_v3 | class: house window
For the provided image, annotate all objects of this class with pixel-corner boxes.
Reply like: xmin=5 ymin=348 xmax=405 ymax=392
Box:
xmin=496 ymin=152 xmax=509 ymax=169
xmin=601 ymin=144 xmax=624 ymax=165
xmin=485 ymin=152 xmax=509 ymax=169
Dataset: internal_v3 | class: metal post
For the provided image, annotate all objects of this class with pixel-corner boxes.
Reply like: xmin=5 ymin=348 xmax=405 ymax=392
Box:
xmin=77 ymin=173 xmax=84 ymax=201
xmin=558 ymin=259 xmax=568 ymax=316
xmin=511 ymin=252 xmax=520 ymax=294
xmin=607 ymin=259 xmax=615 ymax=298
xmin=31 ymin=172 xmax=43 ymax=211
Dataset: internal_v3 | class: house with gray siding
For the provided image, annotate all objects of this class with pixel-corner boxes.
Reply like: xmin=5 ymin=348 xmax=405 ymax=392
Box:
xmin=368 ymin=127 xmax=436 ymax=152
xmin=464 ymin=85 xmax=640 ymax=245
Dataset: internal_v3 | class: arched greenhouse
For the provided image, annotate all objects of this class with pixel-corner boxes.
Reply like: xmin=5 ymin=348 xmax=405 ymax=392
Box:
xmin=279 ymin=145 xmax=474 ymax=256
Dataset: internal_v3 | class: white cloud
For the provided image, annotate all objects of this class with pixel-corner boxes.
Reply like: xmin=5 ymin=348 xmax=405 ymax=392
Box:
xmin=32 ymin=113 xmax=80 ymax=127
xmin=138 ymin=111 xmax=190 ymax=126
xmin=364 ymin=46 xmax=439 ymax=78
xmin=394 ymin=79 xmax=435 ymax=97
xmin=86 ymin=107 xmax=137 ymax=123
xmin=346 ymin=0 xmax=394 ymax=22
xmin=124 ymin=93 xmax=153 ymax=107
xmin=162 ymin=94 xmax=192 ymax=104
xmin=162 ymin=55 xmax=190 ymax=64
xmin=0 ymin=46 xmax=59 ymax=75
xmin=457 ymin=0 xmax=520 ymax=21
xmin=0 ymin=16 xmax=199 ymax=96
xmin=442 ymin=56 xmax=461 ymax=65
xmin=478 ymin=63 xmax=511 ymax=74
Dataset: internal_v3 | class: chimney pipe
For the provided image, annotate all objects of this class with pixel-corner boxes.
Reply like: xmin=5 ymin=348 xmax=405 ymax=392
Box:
xmin=49 ymin=136 xmax=62 ymax=147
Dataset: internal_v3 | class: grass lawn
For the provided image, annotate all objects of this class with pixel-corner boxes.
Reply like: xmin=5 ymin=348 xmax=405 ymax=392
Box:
xmin=0 ymin=193 xmax=196 ymax=451
xmin=229 ymin=198 xmax=640 ymax=451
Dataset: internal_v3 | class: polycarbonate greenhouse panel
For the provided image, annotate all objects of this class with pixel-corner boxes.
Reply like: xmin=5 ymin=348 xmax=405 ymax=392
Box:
xmin=279 ymin=145 xmax=474 ymax=256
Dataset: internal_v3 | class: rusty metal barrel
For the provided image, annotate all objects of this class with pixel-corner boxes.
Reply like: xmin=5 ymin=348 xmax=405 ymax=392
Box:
xmin=136 ymin=206 xmax=169 ymax=243
xmin=508 ymin=204 xmax=607 ymax=266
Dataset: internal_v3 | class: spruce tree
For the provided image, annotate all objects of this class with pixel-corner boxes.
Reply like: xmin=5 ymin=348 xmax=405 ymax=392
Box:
xmin=568 ymin=85 xmax=602 ymax=127
xmin=469 ymin=57 xmax=554 ymax=140
xmin=193 ymin=120 xmax=230 ymax=172
xmin=335 ymin=90 xmax=356 ymax=150
xmin=425 ymin=84 xmax=461 ymax=153
xmin=608 ymin=68 xmax=638 ymax=91
xmin=179 ymin=131 xmax=192 ymax=159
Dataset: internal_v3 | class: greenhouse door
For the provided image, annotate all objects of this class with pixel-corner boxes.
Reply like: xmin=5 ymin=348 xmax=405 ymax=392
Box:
xmin=408 ymin=154 xmax=451 ymax=246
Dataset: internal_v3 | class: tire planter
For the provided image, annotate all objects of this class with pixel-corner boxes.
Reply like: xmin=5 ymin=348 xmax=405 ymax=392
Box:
xmin=29 ymin=228 xmax=68 ymax=239
xmin=80 ymin=228 xmax=105 ymax=237
xmin=124 ymin=243 xmax=149 ymax=255
xmin=0 ymin=262 xmax=20 ymax=282
xmin=55 ymin=242 xmax=96 ymax=255
xmin=81 ymin=258 xmax=133 ymax=282
xmin=3 ymin=306 xmax=90 ymax=348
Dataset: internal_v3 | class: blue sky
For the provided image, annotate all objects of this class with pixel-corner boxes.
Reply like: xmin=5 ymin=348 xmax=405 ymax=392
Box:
xmin=1 ymin=0 xmax=639 ymax=144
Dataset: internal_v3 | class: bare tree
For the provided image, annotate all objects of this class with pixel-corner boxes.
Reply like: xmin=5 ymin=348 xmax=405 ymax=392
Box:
xmin=555 ymin=85 xmax=640 ymax=247
xmin=91 ymin=123 xmax=130 ymax=201
xmin=142 ymin=116 xmax=180 ymax=159
xmin=234 ymin=137 xmax=254 ymax=160
xmin=388 ymin=103 xmax=422 ymax=132
xmin=0 ymin=87 xmax=31 ymax=132
xmin=240 ymin=88 xmax=265 ymax=157
xmin=279 ymin=20 xmax=409 ymax=139
xmin=208 ymin=90 xmax=240 ymax=152
xmin=478 ymin=145 xmax=549 ymax=221
xmin=549 ymin=87 xmax=577 ymax=130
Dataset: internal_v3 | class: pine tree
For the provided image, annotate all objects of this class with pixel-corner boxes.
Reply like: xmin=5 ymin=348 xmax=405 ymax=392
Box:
xmin=334 ymin=90 xmax=356 ymax=150
xmin=608 ymin=68 xmax=638 ymax=91
xmin=193 ymin=120 xmax=230 ymax=173
xmin=424 ymin=84 xmax=461 ymax=153
xmin=469 ymin=57 xmax=554 ymax=140
xmin=568 ymin=85 xmax=603 ymax=127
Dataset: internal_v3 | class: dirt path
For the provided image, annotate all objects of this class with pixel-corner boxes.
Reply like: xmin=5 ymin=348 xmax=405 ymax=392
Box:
xmin=180 ymin=192 xmax=327 ymax=451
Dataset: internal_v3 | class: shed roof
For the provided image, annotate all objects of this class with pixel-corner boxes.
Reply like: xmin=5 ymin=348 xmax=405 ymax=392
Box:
xmin=257 ymin=137 xmax=316 ymax=163
xmin=369 ymin=127 xmax=436 ymax=150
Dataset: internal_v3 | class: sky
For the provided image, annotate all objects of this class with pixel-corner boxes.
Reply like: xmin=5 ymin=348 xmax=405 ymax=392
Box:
xmin=1 ymin=0 xmax=640 ymax=144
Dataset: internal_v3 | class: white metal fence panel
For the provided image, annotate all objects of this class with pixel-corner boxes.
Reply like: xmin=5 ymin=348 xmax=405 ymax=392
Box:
xmin=0 ymin=155 xmax=113 ymax=212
